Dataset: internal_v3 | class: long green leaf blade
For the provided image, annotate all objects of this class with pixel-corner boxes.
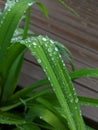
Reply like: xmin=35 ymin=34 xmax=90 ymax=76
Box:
xmin=58 ymin=0 xmax=79 ymax=16
xmin=70 ymin=69 xmax=98 ymax=79
xmin=27 ymin=105 xmax=67 ymax=130
xmin=9 ymin=78 xmax=49 ymax=102
xmin=17 ymin=123 xmax=41 ymax=130
xmin=0 ymin=112 xmax=26 ymax=125
xmin=36 ymin=2 xmax=48 ymax=18
xmin=20 ymin=35 xmax=85 ymax=130
xmin=79 ymin=96 xmax=98 ymax=107
xmin=0 ymin=0 xmax=35 ymax=62
xmin=55 ymin=41 xmax=75 ymax=70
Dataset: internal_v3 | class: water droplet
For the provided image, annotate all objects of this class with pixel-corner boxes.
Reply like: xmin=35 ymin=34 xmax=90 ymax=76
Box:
xmin=53 ymin=88 xmax=55 ymax=91
xmin=33 ymin=42 xmax=36 ymax=46
xmin=70 ymin=99 xmax=73 ymax=103
xmin=52 ymin=57 xmax=54 ymax=61
xmin=40 ymin=116 xmax=42 ymax=119
xmin=51 ymin=84 xmax=53 ymax=87
xmin=28 ymin=44 xmax=31 ymax=48
xmin=28 ymin=2 xmax=33 ymax=6
xmin=37 ymin=59 xmax=41 ymax=63
xmin=55 ymin=47 xmax=58 ymax=51
xmin=59 ymin=55 xmax=61 ymax=58
xmin=74 ymin=93 xmax=76 ymax=96
xmin=69 ymin=94 xmax=72 ymax=97
xmin=45 ymin=44 xmax=48 ymax=47
xmin=43 ymin=69 xmax=46 ymax=72
xmin=42 ymin=37 xmax=47 ymax=41
xmin=48 ymin=77 xmax=50 ymax=81
xmin=48 ymin=48 xmax=52 ymax=52
xmin=0 ymin=20 xmax=3 ymax=24
xmin=72 ymin=87 xmax=75 ymax=91
xmin=8 ymin=8 xmax=11 ymax=12
xmin=80 ymin=112 xmax=82 ymax=116
xmin=75 ymin=106 xmax=77 ymax=110
xmin=63 ymin=63 xmax=65 ymax=67
xmin=15 ymin=0 xmax=19 ymax=2
xmin=50 ymin=40 xmax=54 ymax=44
xmin=75 ymin=98 xmax=78 ymax=103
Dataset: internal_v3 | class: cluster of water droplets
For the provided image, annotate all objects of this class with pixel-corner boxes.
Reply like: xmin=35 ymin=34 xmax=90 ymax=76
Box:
xmin=0 ymin=10 xmax=7 ymax=27
xmin=0 ymin=10 xmax=2 ymax=17
xmin=5 ymin=0 xmax=16 ymax=10
xmin=28 ymin=1 xmax=34 ymax=7
xmin=0 ymin=0 xmax=17 ymax=27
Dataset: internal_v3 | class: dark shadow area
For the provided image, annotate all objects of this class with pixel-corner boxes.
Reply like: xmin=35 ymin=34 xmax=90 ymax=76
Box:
xmin=84 ymin=116 xmax=98 ymax=130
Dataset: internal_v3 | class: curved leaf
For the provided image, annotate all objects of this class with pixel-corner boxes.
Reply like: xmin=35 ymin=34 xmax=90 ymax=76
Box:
xmin=17 ymin=123 xmax=41 ymax=130
xmin=0 ymin=112 xmax=26 ymax=125
xmin=0 ymin=0 xmax=35 ymax=63
xmin=58 ymin=0 xmax=79 ymax=16
xmin=27 ymin=105 xmax=67 ymax=130
xmin=70 ymin=69 xmax=98 ymax=79
xmin=20 ymin=35 xmax=85 ymax=130
xmin=55 ymin=41 xmax=75 ymax=70
xmin=36 ymin=2 xmax=48 ymax=18
xmin=79 ymin=96 xmax=98 ymax=107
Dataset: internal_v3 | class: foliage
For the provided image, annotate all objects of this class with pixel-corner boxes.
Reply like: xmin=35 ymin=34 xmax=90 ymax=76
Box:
xmin=0 ymin=0 xmax=98 ymax=130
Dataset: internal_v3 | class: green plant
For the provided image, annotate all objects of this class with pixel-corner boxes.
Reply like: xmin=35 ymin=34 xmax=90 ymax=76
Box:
xmin=0 ymin=0 xmax=98 ymax=130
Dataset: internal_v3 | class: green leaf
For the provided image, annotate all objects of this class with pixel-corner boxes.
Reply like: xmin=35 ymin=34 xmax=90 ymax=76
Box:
xmin=0 ymin=0 xmax=35 ymax=63
xmin=20 ymin=35 xmax=85 ymax=130
xmin=55 ymin=41 xmax=75 ymax=70
xmin=9 ymin=78 xmax=49 ymax=102
xmin=0 ymin=43 xmax=25 ymax=103
xmin=0 ymin=87 xmax=50 ymax=111
xmin=17 ymin=122 xmax=41 ymax=130
xmin=36 ymin=2 xmax=48 ymax=18
xmin=0 ymin=112 xmax=26 ymax=125
xmin=22 ymin=7 xmax=31 ymax=39
xmin=36 ymin=97 xmax=69 ymax=129
xmin=27 ymin=105 xmax=67 ymax=130
xmin=58 ymin=0 xmax=79 ymax=16
xmin=79 ymin=96 xmax=98 ymax=107
xmin=70 ymin=68 xmax=98 ymax=79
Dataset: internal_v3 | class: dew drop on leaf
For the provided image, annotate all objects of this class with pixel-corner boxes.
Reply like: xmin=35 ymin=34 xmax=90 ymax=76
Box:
xmin=75 ymin=98 xmax=78 ymax=103
xmin=75 ymin=106 xmax=77 ymax=110
xmin=70 ymin=99 xmax=73 ymax=103
xmin=37 ymin=59 xmax=41 ymax=63
xmin=28 ymin=2 xmax=33 ymax=6
xmin=55 ymin=47 xmax=58 ymax=51
xmin=48 ymin=77 xmax=50 ymax=81
xmin=8 ymin=8 xmax=11 ymax=12
xmin=52 ymin=57 xmax=54 ymax=61
xmin=15 ymin=0 xmax=19 ymax=2
xmin=28 ymin=44 xmax=31 ymax=48
xmin=50 ymin=40 xmax=54 ymax=44
xmin=69 ymin=94 xmax=72 ymax=97
xmin=48 ymin=48 xmax=52 ymax=52
xmin=33 ymin=42 xmax=36 ymax=46
xmin=45 ymin=44 xmax=48 ymax=47
xmin=80 ymin=111 xmax=82 ymax=116
xmin=39 ymin=116 xmax=42 ymax=119
xmin=42 ymin=37 xmax=47 ymax=41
